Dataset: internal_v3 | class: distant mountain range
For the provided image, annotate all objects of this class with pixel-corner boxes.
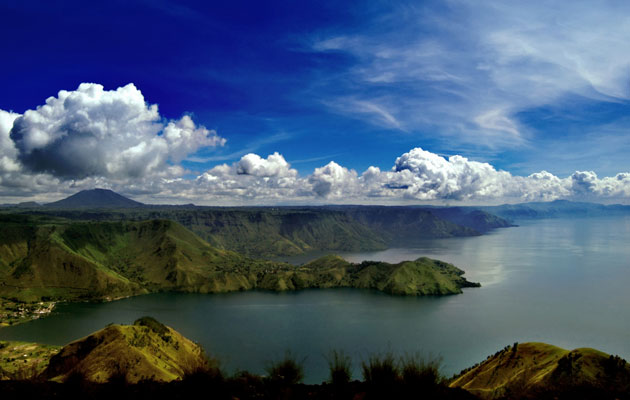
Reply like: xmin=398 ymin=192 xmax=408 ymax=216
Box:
xmin=4 ymin=189 xmax=630 ymax=258
xmin=0 ymin=189 xmax=513 ymax=257
xmin=7 ymin=189 xmax=630 ymax=220
xmin=478 ymin=199 xmax=630 ymax=220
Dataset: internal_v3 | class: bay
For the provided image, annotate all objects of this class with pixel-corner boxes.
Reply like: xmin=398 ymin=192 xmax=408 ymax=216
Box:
xmin=2 ymin=217 xmax=630 ymax=383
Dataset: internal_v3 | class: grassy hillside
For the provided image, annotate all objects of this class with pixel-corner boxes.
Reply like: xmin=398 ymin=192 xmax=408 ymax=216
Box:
xmin=339 ymin=207 xmax=479 ymax=245
xmin=42 ymin=317 xmax=207 ymax=383
xmin=0 ymin=215 xmax=478 ymax=310
xmin=289 ymin=255 xmax=480 ymax=295
xmin=0 ymin=216 xmax=142 ymax=303
xmin=450 ymin=342 xmax=630 ymax=399
xmin=0 ymin=215 xmax=281 ymax=302
xmin=0 ymin=341 xmax=61 ymax=380
xmin=171 ymin=209 xmax=389 ymax=257
xmin=20 ymin=208 xmax=389 ymax=258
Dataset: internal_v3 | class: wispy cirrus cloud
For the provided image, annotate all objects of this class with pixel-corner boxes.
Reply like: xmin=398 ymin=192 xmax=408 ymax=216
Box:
xmin=186 ymin=132 xmax=291 ymax=163
xmin=307 ymin=0 xmax=630 ymax=153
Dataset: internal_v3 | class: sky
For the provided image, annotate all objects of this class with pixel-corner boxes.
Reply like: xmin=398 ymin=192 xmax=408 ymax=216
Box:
xmin=2 ymin=0 xmax=630 ymax=205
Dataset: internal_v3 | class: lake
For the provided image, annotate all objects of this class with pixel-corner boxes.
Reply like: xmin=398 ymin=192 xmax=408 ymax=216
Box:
xmin=2 ymin=217 xmax=630 ymax=383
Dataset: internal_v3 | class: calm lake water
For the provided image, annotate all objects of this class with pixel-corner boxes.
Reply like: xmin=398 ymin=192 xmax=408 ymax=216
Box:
xmin=2 ymin=217 xmax=630 ymax=383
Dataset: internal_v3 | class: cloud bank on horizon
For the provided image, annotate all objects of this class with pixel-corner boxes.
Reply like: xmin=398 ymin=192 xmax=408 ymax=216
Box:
xmin=1 ymin=83 xmax=630 ymax=205
xmin=2 ymin=1 xmax=630 ymax=205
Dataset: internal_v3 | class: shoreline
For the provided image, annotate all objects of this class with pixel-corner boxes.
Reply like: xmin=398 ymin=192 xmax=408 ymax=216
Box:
xmin=0 ymin=301 xmax=57 ymax=328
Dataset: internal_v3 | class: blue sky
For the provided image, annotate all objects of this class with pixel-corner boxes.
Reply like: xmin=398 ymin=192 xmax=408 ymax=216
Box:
xmin=1 ymin=0 xmax=630 ymax=205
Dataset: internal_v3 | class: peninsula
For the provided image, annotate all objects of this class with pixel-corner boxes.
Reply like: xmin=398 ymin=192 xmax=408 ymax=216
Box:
xmin=0 ymin=214 xmax=479 ymax=325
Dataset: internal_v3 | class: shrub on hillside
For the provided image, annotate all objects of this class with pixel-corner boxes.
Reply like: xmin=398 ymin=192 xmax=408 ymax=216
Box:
xmin=361 ymin=351 xmax=399 ymax=386
xmin=265 ymin=351 xmax=304 ymax=385
xmin=326 ymin=349 xmax=353 ymax=385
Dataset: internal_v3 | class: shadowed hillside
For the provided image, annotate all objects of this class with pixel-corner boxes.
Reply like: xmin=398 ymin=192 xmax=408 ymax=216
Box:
xmin=15 ymin=207 xmax=512 ymax=259
xmin=0 ymin=188 xmax=515 ymax=258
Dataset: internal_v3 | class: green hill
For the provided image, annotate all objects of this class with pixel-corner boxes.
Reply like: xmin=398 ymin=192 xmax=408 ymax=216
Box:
xmin=21 ymin=208 xmax=389 ymax=258
xmin=0 ymin=215 xmax=143 ymax=302
xmin=0 ymin=215 xmax=479 ymax=309
xmin=173 ymin=209 xmax=389 ymax=257
xmin=0 ymin=215 xmax=281 ymax=303
xmin=12 ymin=203 xmax=512 ymax=258
xmin=42 ymin=317 xmax=207 ymax=383
xmin=450 ymin=342 xmax=630 ymax=398
xmin=0 ymin=341 xmax=61 ymax=380
xmin=290 ymin=255 xmax=480 ymax=295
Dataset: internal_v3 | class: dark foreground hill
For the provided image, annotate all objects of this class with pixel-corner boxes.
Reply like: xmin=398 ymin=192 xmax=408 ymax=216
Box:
xmin=1 ymin=323 xmax=628 ymax=400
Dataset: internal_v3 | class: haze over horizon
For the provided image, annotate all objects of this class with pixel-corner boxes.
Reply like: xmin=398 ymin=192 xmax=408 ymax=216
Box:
xmin=2 ymin=1 xmax=630 ymax=206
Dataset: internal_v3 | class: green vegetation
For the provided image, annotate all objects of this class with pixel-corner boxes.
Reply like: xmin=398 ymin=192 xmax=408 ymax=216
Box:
xmin=401 ymin=352 xmax=443 ymax=387
xmin=326 ymin=350 xmax=353 ymax=386
xmin=296 ymin=255 xmax=480 ymax=295
xmin=133 ymin=316 xmax=169 ymax=337
xmin=265 ymin=351 xmax=305 ymax=385
xmin=0 ymin=300 xmax=56 ymax=326
xmin=0 ymin=215 xmax=479 ymax=318
xmin=357 ymin=351 xmax=444 ymax=389
xmin=0 ymin=341 xmax=61 ymax=380
xmin=3 ymin=203 xmax=512 ymax=258
xmin=361 ymin=351 xmax=399 ymax=387
xmin=14 ymin=208 xmax=390 ymax=258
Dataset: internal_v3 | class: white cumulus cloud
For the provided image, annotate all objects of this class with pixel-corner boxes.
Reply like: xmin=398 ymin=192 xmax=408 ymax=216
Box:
xmin=0 ymin=110 xmax=21 ymax=173
xmin=8 ymin=83 xmax=225 ymax=179
xmin=188 ymin=152 xmax=306 ymax=202
xmin=309 ymin=161 xmax=360 ymax=198
xmin=236 ymin=152 xmax=297 ymax=178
